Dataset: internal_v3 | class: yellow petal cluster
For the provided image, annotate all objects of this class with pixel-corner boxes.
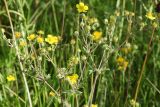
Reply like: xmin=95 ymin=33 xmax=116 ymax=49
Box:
xmin=49 ymin=91 xmax=55 ymax=97
xmin=15 ymin=32 xmax=21 ymax=39
xmin=19 ymin=40 xmax=27 ymax=47
xmin=66 ymin=74 xmax=79 ymax=85
xmin=84 ymin=104 xmax=98 ymax=107
xmin=37 ymin=36 xmax=44 ymax=43
xmin=116 ymin=57 xmax=124 ymax=63
xmin=27 ymin=34 xmax=36 ymax=41
xmin=145 ymin=12 xmax=156 ymax=20
xmin=45 ymin=35 xmax=60 ymax=45
xmin=92 ymin=31 xmax=102 ymax=41
xmin=7 ymin=75 xmax=16 ymax=82
xmin=76 ymin=2 xmax=88 ymax=13
xmin=116 ymin=56 xmax=128 ymax=71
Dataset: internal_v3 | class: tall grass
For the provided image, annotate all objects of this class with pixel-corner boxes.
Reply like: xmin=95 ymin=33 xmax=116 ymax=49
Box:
xmin=0 ymin=0 xmax=160 ymax=107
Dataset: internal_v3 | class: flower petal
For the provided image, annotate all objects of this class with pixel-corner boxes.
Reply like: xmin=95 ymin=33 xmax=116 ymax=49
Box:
xmin=84 ymin=6 xmax=88 ymax=10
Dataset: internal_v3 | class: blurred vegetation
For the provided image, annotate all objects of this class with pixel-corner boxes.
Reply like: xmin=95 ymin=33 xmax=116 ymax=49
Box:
xmin=0 ymin=0 xmax=160 ymax=107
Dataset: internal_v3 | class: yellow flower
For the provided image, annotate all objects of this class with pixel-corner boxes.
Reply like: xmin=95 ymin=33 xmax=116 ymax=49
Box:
xmin=49 ymin=91 xmax=55 ymax=97
xmin=45 ymin=35 xmax=60 ymax=45
xmin=7 ymin=75 xmax=16 ymax=81
xmin=66 ymin=74 xmax=79 ymax=85
xmin=76 ymin=2 xmax=88 ymax=13
xmin=27 ymin=34 xmax=36 ymax=41
xmin=37 ymin=36 xmax=44 ymax=43
xmin=118 ymin=61 xmax=128 ymax=71
xmin=116 ymin=57 xmax=125 ymax=64
xmin=145 ymin=12 xmax=156 ymax=20
xmin=92 ymin=31 xmax=102 ymax=41
xmin=84 ymin=104 xmax=98 ymax=107
xmin=15 ymin=32 xmax=21 ymax=39
xmin=91 ymin=104 xmax=98 ymax=107
xmin=19 ymin=41 xmax=27 ymax=47
xmin=37 ymin=30 xmax=44 ymax=35
xmin=116 ymin=57 xmax=128 ymax=71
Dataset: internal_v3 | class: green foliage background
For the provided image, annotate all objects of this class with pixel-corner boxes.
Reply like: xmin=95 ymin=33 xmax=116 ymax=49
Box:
xmin=0 ymin=0 xmax=160 ymax=107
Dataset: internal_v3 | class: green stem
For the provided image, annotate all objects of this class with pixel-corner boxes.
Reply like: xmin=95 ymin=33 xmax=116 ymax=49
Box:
xmin=88 ymin=74 xmax=99 ymax=106
xmin=3 ymin=0 xmax=32 ymax=106
xmin=52 ymin=0 xmax=59 ymax=34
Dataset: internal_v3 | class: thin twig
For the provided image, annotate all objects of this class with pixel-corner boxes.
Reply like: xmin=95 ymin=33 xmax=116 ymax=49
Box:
xmin=134 ymin=28 xmax=155 ymax=103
